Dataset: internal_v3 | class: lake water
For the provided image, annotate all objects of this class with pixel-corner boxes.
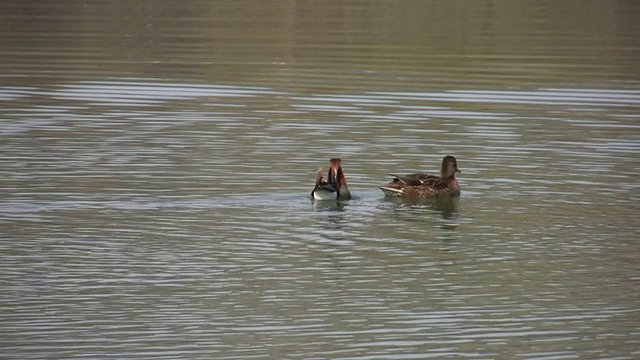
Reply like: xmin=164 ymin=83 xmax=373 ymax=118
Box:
xmin=1 ymin=1 xmax=639 ymax=359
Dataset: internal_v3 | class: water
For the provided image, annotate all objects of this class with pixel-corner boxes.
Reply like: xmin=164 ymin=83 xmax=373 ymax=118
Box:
xmin=1 ymin=1 xmax=639 ymax=359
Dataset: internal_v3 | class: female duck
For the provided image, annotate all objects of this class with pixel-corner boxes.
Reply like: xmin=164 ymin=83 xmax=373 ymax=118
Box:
xmin=311 ymin=158 xmax=352 ymax=201
xmin=380 ymin=155 xmax=461 ymax=198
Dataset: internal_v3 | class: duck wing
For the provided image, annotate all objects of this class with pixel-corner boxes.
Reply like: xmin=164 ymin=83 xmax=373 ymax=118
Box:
xmin=415 ymin=176 xmax=449 ymax=188
xmin=388 ymin=172 xmax=439 ymax=186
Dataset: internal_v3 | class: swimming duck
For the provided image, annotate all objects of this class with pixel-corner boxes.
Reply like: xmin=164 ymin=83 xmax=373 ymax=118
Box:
xmin=380 ymin=155 xmax=461 ymax=198
xmin=311 ymin=158 xmax=352 ymax=201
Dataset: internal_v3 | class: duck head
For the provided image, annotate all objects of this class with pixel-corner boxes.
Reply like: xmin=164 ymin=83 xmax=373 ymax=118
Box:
xmin=440 ymin=155 xmax=461 ymax=178
xmin=328 ymin=158 xmax=348 ymax=194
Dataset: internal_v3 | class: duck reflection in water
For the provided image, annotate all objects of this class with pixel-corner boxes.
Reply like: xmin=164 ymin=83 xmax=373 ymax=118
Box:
xmin=387 ymin=196 xmax=459 ymax=222
xmin=311 ymin=199 xmax=346 ymax=212
xmin=311 ymin=200 xmax=349 ymax=235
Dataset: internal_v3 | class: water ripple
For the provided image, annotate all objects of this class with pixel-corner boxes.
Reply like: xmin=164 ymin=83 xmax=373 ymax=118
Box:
xmin=2 ymin=1 xmax=640 ymax=358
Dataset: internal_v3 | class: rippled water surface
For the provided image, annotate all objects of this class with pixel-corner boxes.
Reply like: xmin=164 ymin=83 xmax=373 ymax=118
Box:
xmin=1 ymin=1 xmax=639 ymax=359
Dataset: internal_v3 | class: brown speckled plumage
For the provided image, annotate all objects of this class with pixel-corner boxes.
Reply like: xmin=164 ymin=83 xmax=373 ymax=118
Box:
xmin=380 ymin=155 xmax=461 ymax=198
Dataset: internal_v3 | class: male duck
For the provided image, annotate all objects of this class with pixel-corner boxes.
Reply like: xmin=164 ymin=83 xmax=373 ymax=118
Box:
xmin=380 ymin=155 xmax=461 ymax=198
xmin=311 ymin=158 xmax=352 ymax=201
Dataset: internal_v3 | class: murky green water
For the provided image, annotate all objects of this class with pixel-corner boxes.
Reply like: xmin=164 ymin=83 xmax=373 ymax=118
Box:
xmin=1 ymin=1 xmax=639 ymax=359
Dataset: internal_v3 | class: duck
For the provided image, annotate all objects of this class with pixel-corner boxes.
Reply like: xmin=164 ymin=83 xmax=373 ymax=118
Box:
xmin=311 ymin=158 xmax=352 ymax=201
xmin=380 ymin=155 xmax=461 ymax=198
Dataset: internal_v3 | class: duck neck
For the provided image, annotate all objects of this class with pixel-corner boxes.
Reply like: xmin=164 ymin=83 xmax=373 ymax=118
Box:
xmin=440 ymin=171 xmax=455 ymax=179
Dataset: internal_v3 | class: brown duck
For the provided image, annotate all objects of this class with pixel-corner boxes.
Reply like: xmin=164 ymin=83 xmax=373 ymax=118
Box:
xmin=380 ymin=155 xmax=461 ymax=198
